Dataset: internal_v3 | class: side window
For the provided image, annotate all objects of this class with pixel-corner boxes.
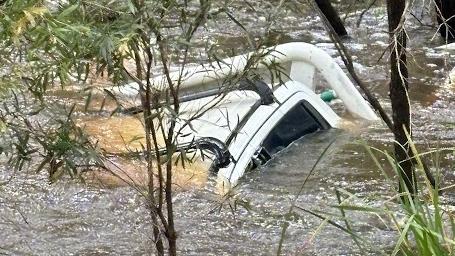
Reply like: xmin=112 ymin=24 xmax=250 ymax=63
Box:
xmin=262 ymin=101 xmax=329 ymax=155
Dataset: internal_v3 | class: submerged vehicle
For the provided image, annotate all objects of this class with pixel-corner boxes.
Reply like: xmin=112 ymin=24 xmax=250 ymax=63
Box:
xmin=116 ymin=42 xmax=378 ymax=186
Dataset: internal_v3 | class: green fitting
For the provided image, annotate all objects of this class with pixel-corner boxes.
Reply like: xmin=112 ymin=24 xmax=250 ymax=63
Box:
xmin=320 ymin=89 xmax=337 ymax=102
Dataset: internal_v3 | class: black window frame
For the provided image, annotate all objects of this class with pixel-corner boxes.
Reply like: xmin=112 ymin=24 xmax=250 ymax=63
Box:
xmin=252 ymin=100 xmax=330 ymax=167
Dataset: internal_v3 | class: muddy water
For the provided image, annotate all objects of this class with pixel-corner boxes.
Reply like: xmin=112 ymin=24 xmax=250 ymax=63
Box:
xmin=2 ymin=3 xmax=455 ymax=256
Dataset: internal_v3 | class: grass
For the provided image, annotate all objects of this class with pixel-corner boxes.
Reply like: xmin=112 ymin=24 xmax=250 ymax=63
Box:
xmin=363 ymin=130 xmax=455 ymax=255
xmin=330 ymin=139 xmax=455 ymax=255
xmin=291 ymin=134 xmax=455 ymax=255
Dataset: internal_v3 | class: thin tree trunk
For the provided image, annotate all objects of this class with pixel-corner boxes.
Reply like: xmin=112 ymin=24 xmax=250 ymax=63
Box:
xmin=314 ymin=0 xmax=436 ymax=192
xmin=156 ymin=30 xmax=178 ymax=256
xmin=315 ymin=0 xmax=348 ymax=37
xmin=435 ymin=0 xmax=455 ymax=42
xmin=387 ymin=0 xmax=416 ymax=195
xmin=144 ymin=104 xmax=165 ymax=256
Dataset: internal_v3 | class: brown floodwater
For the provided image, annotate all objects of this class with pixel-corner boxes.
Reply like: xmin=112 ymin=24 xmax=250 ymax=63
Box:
xmin=1 ymin=2 xmax=455 ymax=255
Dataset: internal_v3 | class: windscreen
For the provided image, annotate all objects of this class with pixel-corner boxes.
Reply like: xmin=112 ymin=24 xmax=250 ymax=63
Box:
xmin=262 ymin=101 xmax=329 ymax=155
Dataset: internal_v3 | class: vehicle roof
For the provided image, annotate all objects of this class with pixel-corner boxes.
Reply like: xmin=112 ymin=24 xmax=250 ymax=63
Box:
xmin=173 ymin=90 xmax=261 ymax=144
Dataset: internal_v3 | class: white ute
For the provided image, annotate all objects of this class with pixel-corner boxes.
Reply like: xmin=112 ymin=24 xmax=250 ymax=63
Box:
xmin=117 ymin=42 xmax=378 ymax=186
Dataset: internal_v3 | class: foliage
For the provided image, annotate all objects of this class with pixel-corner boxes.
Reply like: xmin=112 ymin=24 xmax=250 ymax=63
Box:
xmin=0 ymin=91 xmax=102 ymax=183
xmin=301 ymin=140 xmax=455 ymax=255
xmin=0 ymin=0 xmax=286 ymax=255
xmin=364 ymin=138 xmax=455 ymax=255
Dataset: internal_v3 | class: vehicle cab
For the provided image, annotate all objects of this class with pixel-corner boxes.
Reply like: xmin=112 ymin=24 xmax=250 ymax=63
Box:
xmin=173 ymin=80 xmax=339 ymax=184
xmin=117 ymin=42 xmax=378 ymax=186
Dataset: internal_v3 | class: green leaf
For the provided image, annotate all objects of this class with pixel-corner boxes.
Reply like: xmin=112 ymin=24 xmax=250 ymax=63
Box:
xmin=392 ymin=214 xmax=414 ymax=256
xmin=224 ymin=11 xmax=247 ymax=33
xmin=103 ymin=89 xmax=118 ymax=102
xmin=126 ymin=0 xmax=136 ymax=14
xmin=128 ymin=135 xmax=144 ymax=143
xmin=330 ymin=204 xmax=383 ymax=213
xmin=84 ymin=91 xmax=92 ymax=112
xmin=22 ymin=10 xmax=36 ymax=27
xmin=50 ymin=167 xmax=64 ymax=183
xmin=35 ymin=156 xmax=52 ymax=174
xmin=58 ymin=4 xmax=79 ymax=19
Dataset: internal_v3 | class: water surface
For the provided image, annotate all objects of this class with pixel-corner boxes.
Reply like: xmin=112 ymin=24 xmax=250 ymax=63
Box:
xmin=1 ymin=2 xmax=455 ymax=255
